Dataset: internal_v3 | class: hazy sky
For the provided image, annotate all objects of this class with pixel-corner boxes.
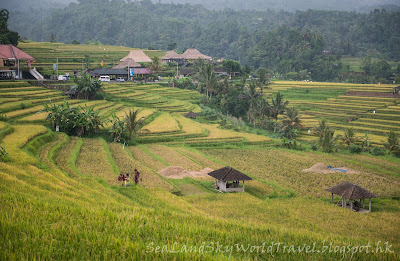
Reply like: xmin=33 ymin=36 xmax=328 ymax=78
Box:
xmin=1 ymin=0 xmax=399 ymax=12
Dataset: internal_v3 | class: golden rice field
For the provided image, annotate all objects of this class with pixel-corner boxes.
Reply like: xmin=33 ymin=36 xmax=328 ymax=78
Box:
xmin=0 ymin=69 xmax=400 ymax=260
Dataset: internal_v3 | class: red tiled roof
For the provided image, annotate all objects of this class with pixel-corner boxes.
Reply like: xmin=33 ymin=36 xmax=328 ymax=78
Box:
xmin=0 ymin=44 xmax=34 ymax=60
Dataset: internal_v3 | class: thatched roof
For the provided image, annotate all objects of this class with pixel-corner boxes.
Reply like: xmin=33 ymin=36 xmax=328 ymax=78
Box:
xmin=181 ymin=48 xmax=212 ymax=60
xmin=121 ymin=50 xmax=152 ymax=63
xmin=112 ymin=58 xmax=141 ymax=69
xmin=184 ymin=111 xmax=198 ymax=119
xmin=326 ymin=182 xmax=377 ymax=199
xmin=0 ymin=44 xmax=34 ymax=60
xmin=208 ymin=167 xmax=252 ymax=181
xmin=162 ymin=50 xmax=182 ymax=60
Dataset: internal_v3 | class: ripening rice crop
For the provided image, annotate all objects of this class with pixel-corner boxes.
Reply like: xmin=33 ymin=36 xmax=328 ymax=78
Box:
xmin=146 ymin=145 xmax=202 ymax=171
xmin=108 ymin=143 xmax=173 ymax=190
xmin=1 ymin=124 xmax=47 ymax=165
xmin=172 ymin=114 xmax=204 ymax=135
xmin=54 ymin=136 xmax=81 ymax=178
xmin=76 ymin=139 xmax=118 ymax=185
xmin=139 ymin=112 xmax=181 ymax=134
xmin=174 ymin=147 xmax=223 ymax=170
xmin=129 ymin=145 xmax=167 ymax=172
xmin=203 ymin=148 xmax=400 ymax=197
xmin=0 ymin=121 xmax=7 ymax=130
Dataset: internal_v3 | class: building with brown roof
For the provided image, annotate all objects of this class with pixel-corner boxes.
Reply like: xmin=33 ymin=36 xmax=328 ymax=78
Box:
xmin=0 ymin=44 xmax=34 ymax=79
xmin=121 ymin=50 xmax=152 ymax=63
xmin=180 ymin=48 xmax=212 ymax=62
xmin=326 ymin=182 xmax=377 ymax=212
xmin=112 ymin=58 xmax=141 ymax=69
xmin=208 ymin=166 xmax=252 ymax=192
xmin=161 ymin=50 xmax=183 ymax=64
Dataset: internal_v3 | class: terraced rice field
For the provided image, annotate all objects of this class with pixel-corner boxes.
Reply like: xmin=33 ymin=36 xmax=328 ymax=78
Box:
xmin=0 ymin=78 xmax=399 ymax=260
xmin=267 ymin=81 xmax=399 ymax=144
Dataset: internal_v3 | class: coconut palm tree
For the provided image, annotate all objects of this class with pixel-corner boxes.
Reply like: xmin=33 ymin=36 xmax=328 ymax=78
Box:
xmin=340 ymin=128 xmax=360 ymax=149
xmin=281 ymin=106 xmax=303 ymax=139
xmin=125 ymin=109 xmax=145 ymax=141
xmin=383 ymin=131 xmax=400 ymax=153
xmin=268 ymin=92 xmax=289 ymax=132
xmin=199 ymin=63 xmax=217 ymax=102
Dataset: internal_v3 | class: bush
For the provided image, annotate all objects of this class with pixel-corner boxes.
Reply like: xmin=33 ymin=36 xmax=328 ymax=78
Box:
xmin=370 ymin=147 xmax=386 ymax=156
xmin=311 ymin=142 xmax=318 ymax=151
xmin=349 ymin=144 xmax=362 ymax=154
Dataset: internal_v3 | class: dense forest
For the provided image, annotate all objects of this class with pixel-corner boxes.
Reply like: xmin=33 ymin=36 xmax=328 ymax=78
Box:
xmin=7 ymin=0 xmax=400 ymax=81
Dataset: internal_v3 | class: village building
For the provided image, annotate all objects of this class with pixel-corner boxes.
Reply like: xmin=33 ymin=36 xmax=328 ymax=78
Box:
xmin=393 ymin=86 xmax=400 ymax=94
xmin=0 ymin=44 xmax=42 ymax=80
xmin=130 ymin=68 xmax=153 ymax=79
xmin=208 ymin=166 xmax=252 ymax=192
xmin=120 ymin=50 xmax=152 ymax=63
xmin=161 ymin=50 xmax=183 ymax=64
xmin=180 ymin=48 xmax=212 ymax=62
xmin=326 ymin=182 xmax=377 ymax=212
xmin=90 ymin=68 xmax=128 ymax=80
xmin=112 ymin=58 xmax=141 ymax=69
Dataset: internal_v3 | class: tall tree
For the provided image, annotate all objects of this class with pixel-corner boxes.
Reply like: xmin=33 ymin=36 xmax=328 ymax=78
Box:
xmin=199 ymin=63 xmax=217 ymax=102
xmin=268 ymin=92 xmax=289 ymax=132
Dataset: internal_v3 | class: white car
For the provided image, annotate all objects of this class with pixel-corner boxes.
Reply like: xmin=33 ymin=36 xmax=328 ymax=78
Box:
xmin=116 ymin=77 xmax=125 ymax=82
xmin=99 ymin=75 xmax=110 ymax=82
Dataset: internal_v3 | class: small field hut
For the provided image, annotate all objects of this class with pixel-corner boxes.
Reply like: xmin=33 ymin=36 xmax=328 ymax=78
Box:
xmin=326 ymin=182 xmax=377 ymax=212
xmin=393 ymin=86 xmax=400 ymax=94
xmin=184 ymin=111 xmax=198 ymax=119
xmin=208 ymin=166 xmax=252 ymax=192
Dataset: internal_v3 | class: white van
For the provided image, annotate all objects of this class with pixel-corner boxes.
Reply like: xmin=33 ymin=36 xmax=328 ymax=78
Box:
xmin=99 ymin=75 xmax=110 ymax=82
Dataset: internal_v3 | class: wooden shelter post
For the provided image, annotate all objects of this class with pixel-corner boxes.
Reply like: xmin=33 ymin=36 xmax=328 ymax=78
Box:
xmin=350 ymin=199 xmax=353 ymax=210
xmin=331 ymin=193 xmax=333 ymax=203
xmin=369 ymin=198 xmax=371 ymax=212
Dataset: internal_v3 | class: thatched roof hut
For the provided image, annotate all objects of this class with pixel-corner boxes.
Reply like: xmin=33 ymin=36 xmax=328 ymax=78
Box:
xmin=112 ymin=58 xmax=141 ymax=69
xmin=326 ymin=182 xmax=377 ymax=212
xmin=181 ymin=48 xmax=212 ymax=61
xmin=184 ymin=111 xmax=198 ymax=119
xmin=208 ymin=166 xmax=252 ymax=192
xmin=162 ymin=50 xmax=182 ymax=60
xmin=393 ymin=86 xmax=400 ymax=94
xmin=121 ymin=50 xmax=152 ymax=63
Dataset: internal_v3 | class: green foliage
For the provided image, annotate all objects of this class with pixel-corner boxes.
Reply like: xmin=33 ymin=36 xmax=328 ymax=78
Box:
xmin=110 ymin=113 xmax=125 ymax=142
xmin=313 ymin=119 xmax=339 ymax=153
xmin=382 ymin=131 xmax=400 ymax=154
xmin=125 ymin=109 xmax=145 ymax=141
xmin=340 ymin=128 xmax=360 ymax=149
xmin=280 ymin=106 xmax=302 ymax=139
xmin=0 ymin=9 xmax=20 ymax=46
xmin=281 ymin=138 xmax=303 ymax=150
xmin=73 ymin=73 xmax=102 ymax=100
xmin=221 ymin=59 xmax=241 ymax=77
xmin=370 ymin=147 xmax=386 ymax=156
xmin=349 ymin=144 xmax=362 ymax=154
xmin=0 ymin=144 xmax=8 ymax=161
xmin=43 ymin=100 xmax=105 ymax=137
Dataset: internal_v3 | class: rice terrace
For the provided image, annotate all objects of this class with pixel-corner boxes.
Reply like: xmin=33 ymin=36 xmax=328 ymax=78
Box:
xmin=1 ymin=1 xmax=400 ymax=260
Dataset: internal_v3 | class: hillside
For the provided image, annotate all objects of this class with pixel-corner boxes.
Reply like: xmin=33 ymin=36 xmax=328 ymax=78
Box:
xmin=0 ymin=74 xmax=400 ymax=259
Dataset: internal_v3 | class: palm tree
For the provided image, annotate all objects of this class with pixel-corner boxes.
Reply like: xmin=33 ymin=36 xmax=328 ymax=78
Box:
xmin=199 ymin=63 xmax=217 ymax=102
xmin=268 ymin=92 xmax=289 ymax=132
xmin=340 ymin=128 xmax=360 ymax=149
xmin=321 ymin=129 xmax=340 ymax=153
xmin=313 ymin=119 xmax=329 ymax=146
xmin=382 ymin=131 xmax=400 ymax=153
xmin=281 ymin=106 xmax=303 ymax=139
xmin=125 ymin=109 xmax=145 ymax=141
xmin=151 ymin=56 xmax=160 ymax=71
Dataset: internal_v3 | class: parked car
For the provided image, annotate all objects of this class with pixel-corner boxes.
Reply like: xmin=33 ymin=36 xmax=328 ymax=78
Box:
xmin=99 ymin=75 xmax=110 ymax=82
xmin=116 ymin=77 xmax=125 ymax=82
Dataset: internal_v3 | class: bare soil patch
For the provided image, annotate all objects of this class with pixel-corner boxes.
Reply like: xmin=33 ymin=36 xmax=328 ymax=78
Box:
xmin=302 ymin=163 xmax=360 ymax=174
xmin=159 ymin=166 xmax=214 ymax=179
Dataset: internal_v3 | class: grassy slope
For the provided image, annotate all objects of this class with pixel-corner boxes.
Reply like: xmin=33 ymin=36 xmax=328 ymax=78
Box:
xmin=1 ymin=44 xmax=400 ymax=259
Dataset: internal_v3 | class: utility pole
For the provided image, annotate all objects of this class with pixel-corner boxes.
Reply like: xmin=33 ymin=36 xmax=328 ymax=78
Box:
xmin=56 ymin=57 xmax=59 ymax=79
